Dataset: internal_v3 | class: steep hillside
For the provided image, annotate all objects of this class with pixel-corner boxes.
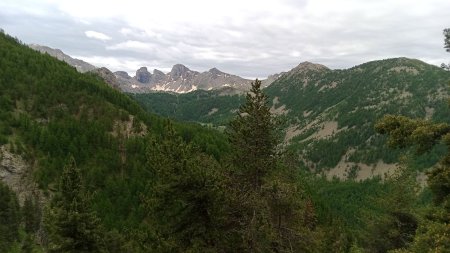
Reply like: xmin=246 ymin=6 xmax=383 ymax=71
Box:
xmin=133 ymin=58 xmax=450 ymax=178
xmin=267 ymin=58 xmax=450 ymax=177
xmin=0 ymin=32 xmax=229 ymax=239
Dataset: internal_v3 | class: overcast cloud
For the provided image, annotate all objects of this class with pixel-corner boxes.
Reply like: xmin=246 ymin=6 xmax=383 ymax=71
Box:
xmin=1 ymin=0 xmax=449 ymax=78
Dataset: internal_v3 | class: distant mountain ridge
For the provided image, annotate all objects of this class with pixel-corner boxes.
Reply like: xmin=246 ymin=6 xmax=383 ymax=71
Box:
xmin=29 ymin=44 xmax=96 ymax=73
xmin=28 ymin=44 xmax=280 ymax=93
xmin=116 ymin=64 xmax=280 ymax=93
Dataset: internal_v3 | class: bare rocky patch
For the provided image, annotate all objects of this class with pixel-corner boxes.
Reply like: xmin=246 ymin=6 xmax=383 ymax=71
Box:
xmin=284 ymin=124 xmax=303 ymax=143
xmin=389 ymin=66 xmax=419 ymax=75
xmin=0 ymin=146 xmax=42 ymax=204
xmin=111 ymin=115 xmax=147 ymax=138
xmin=270 ymin=97 xmax=290 ymax=116
xmin=326 ymin=148 xmax=398 ymax=180
xmin=425 ymin=107 xmax=434 ymax=120
xmin=208 ymin=108 xmax=219 ymax=115
xmin=318 ymin=81 xmax=338 ymax=91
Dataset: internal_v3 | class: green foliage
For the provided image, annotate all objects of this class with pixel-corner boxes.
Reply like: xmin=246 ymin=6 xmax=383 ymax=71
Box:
xmin=375 ymin=57 xmax=450 ymax=252
xmin=444 ymin=28 xmax=450 ymax=53
xmin=44 ymin=157 xmax=105 ymax=252
xmin=224 ymin=80 xmax=321 ymax=252
xmin=268 ymin=58 xmax=450 ymax=171
xmin=376 ymin=114 xmax=450 ymax=208
xmin=2 ymin=29 xmax=448 ymax=252
xmin=130 ymin=90 xmax=243 ymax=126
xmin=227 ymin=79 xmax=277 ymax=189
xmin=361 ymin=167 xmax=419 ymax=253
xmin=0 ymin=31 xmax=231 ymax=249
xmin=142 ymin=123 xmax=229 ymax=252
xmin=131 ymin=57 xmax=450 ymax=173
xmin=22 ymin=195 xmax=41 ymax=234
xmin=0 ymin=182 xmax=20 ymax=252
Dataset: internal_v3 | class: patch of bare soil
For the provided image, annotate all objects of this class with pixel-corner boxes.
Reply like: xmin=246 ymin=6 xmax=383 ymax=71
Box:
xmin=270 ymin=97 xmax=290 ymax=115
xmin=326 ymin=148 xmax=398 ymax=180
xmin=425 ymin=107 xmax=434 ymax=120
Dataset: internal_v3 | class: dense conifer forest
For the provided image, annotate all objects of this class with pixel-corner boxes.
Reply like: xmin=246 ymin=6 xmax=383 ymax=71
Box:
xmin=0 ymin=29 xmax=449 ymax=252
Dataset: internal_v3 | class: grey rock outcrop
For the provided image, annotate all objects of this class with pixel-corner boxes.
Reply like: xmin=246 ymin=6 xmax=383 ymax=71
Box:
xmin=0 ymin=146 xmax=42 ymax=204
xmin=152 ymin=69 xmax=165 ymax=83
xmin=90 ymin=67 xmax=121 ymax=90
xmin=135 ymin=67 xmax=152 ymax=83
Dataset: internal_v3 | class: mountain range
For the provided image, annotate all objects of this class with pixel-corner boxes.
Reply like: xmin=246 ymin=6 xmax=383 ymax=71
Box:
xmin=29 ymin=44 xmax=278 ymax=93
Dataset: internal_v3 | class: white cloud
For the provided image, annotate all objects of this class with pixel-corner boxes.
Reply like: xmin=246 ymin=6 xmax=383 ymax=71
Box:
xmin=84 ymin=30 xmax=111 ymax=41
xmin=2 ymin=0 xmax=450 ymax=77
xmin=106 ymin=40 xmax=155 ymax=51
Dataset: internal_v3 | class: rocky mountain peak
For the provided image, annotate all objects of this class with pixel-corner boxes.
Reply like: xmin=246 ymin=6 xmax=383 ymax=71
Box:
xmin=294 ymin=61 xmax=329 ymax=72
xmin=170 ymin=64 xmax=191 ymax=79
xmin=152 ymin=69 xmax=165 ymax=83
xmin=136 ymin=67 xmax=151 ymax=83
xmin=208 ymin=67 xmax=224 ymax=75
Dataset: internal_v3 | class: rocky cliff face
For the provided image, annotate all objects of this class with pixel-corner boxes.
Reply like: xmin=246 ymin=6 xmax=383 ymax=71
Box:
xmin=135 ymin=67 xmax=152 ymax=83
xmin=90 ymin=67 xmax=121 ymax=90
xmin=0 ymin=146 xmax=42 ymax=204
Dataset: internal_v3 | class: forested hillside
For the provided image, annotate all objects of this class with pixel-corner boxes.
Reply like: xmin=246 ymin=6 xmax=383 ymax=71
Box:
xmin=0 ymin=31 xmax=229 ymax=251
xmin=130 ymin=89 xmax=244 ymax=126
xmin=133 ymin=59 xmax=450 ymax=178
xmin=0 ymin=30 xmax=448 ymax=253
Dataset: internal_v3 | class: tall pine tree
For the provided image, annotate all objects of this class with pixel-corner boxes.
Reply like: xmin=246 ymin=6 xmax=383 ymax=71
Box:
xmin=0 ymin=181 xmax=20 ymax=252
xmin=45 ymin=157 xmax=104 ymax=253
xmin=225 ymin=79 xmax=317 ymax=252
xmin=142 ymin=122 xmax=229 ymax=252
xmin=227 ymin=79 xmax=277 ymax=190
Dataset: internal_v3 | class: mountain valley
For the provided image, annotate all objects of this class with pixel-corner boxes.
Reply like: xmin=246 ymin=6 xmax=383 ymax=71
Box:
xmin=1 ymin=29 xmax=449 ymax=252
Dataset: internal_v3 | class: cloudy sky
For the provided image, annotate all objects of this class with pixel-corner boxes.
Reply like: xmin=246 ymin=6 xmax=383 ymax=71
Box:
xmin=1 ymin=0 xmax=449 ymax=78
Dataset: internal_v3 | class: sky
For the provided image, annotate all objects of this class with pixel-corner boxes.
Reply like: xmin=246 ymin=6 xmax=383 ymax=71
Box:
xmin=1 ymin=0 xmax=449 ymax=78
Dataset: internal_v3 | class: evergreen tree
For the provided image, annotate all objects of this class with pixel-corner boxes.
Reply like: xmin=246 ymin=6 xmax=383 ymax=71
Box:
xmin=225 ymin=80 xmax=318 ymax=252
xmin=227 ymin=79 xmax=277 ymax=190
xmin=444 ymin=28 xmax=450 ymax=52
xmin=45 ymin=157 xmax=104 ymax=253
xmin=375 ymin=115 xmax=450 ymax=252
xmin=143 ymin=122 xmax=229 ymax=252
xmin=23 ymin=195 xmax=41 ymax=234
xmin=362 ymin=166 xmax=419 ymax=252
xmin=442 ymin=28 xmax=450 ymax=70
xmin=0 ymin=181 xmax=20 ymax=252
